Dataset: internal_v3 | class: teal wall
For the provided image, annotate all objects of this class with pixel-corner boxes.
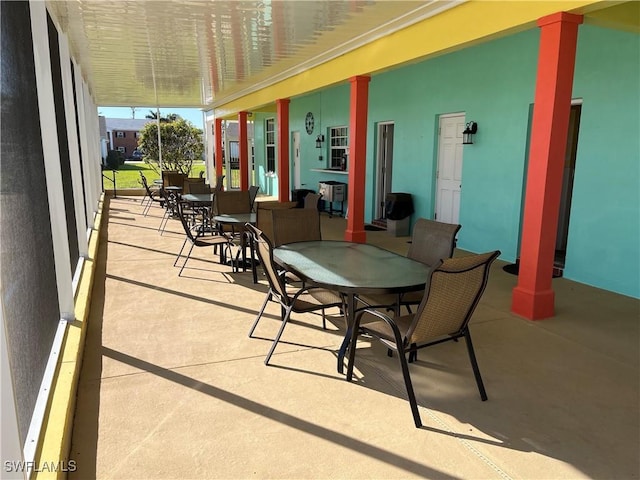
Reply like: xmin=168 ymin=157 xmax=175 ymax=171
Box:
xmin=253 ymin=24 xmax=639 ymax=298
xmin=565 ymin=26 xmax=639 ymax=297
xmin=289 ymin=85 xmax=351 ymax=195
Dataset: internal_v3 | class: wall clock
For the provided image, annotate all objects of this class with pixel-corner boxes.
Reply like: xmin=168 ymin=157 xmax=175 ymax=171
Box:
xmin=305 ymin=112 xmax=314 ymax=134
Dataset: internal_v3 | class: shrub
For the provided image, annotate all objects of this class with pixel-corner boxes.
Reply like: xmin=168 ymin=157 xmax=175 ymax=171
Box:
xmin=105 ymin=150 xmax=125 ymax=170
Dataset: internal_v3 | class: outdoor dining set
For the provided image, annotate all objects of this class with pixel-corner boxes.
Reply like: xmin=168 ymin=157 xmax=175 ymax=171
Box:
xmin=139 ymin=171 xmax=500 ymax=428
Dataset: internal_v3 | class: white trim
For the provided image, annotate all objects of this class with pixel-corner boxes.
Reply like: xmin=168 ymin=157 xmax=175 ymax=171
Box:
xmin=571 ymin=98 xmax=583 ymax=105
xmin=59 ymin=30 xmax=90 ymax=259
xmin=30 ymin=0 xmax=74 ymax=318
xmin=22 ymin=319 xmax=68 ymax=476
xmin=72 ymin=256 xmax=85 ymax=295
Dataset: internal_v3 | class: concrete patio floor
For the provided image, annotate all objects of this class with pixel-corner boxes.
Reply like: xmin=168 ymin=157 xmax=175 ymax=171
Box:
xmin=69 ymin=195 xmax=639 ymax=479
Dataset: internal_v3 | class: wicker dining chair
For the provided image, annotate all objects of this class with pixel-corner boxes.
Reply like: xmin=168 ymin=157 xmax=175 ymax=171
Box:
xmin=346 ymin=250 xmax=500 ymax=428
xmin=246 ymin=224 xmax=344 ymax=365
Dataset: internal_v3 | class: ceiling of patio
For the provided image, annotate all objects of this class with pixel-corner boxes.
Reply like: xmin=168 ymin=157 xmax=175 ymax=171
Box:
xmin=47 ymin=1 xmax=637 ymax=112
xmin=47 ymin=0 xmax=463 ymax=109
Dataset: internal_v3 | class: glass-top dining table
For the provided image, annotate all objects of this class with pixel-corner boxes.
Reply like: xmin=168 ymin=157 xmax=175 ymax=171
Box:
xmin=272 ymin=240 xmax=432 ymax=374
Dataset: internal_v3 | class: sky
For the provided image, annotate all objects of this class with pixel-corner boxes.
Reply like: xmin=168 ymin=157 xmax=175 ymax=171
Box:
xmin=98 ymin=106 xmax=206 ymax=129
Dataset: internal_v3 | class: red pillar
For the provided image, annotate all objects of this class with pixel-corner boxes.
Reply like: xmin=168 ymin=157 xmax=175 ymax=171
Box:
xmin=214 ymin=118 xmax=224 ymax=185
xmin=512 ymin=12 xmax=583 ymax=320
xmin=276 ymin=98 xmax=291 ymax=202
xmin=238 ymin=111 xmax=249 ymax=191
xmin=344 ymin=75 xmax=370 ymax=244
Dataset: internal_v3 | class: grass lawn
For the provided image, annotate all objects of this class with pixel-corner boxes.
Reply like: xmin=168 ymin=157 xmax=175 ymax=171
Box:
xmin=102 ymin=162 xmax=205 ymax=190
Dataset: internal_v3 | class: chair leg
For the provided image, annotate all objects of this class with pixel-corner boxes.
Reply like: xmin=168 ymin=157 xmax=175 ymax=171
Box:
xmin=178 ymin=243 xmax=195 ymax=277
xmin=397 ymin=348 xmax=422 ymax=428
xmin=464 ymin=330 xmax=488 ymax=401
xmin=174 ymin=237 xmax=189 ymax=267
xmin=248 ymin=291 xmax=272 ymax=338
xmin=346 ymin=313 xmax=364 ymax=381
xmin=264 ymin=306 xmax=293 ymax=365
xmin=408 ymin=343 xmax=418 ymax=363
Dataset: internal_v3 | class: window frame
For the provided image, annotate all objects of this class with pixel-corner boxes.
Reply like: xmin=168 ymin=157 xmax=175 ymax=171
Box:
xmin=265 ymin=118 xmax=275 ymax=173
xmin=329 ymin=126 xmax=349 ymax=170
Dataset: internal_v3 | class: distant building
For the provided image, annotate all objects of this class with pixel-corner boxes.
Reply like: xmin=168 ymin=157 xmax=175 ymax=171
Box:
xmin=103 ymin=117 xmax=153 ymax=158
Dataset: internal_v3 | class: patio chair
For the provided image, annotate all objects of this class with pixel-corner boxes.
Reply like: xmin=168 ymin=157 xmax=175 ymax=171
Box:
xmin=139 ymin=172 xmax=163 ymax=216
xmin=246 ymin=224 xmax=344 ymax=365
xmin=248 ymin=185 xmax=260 ymax=212
xmin=213 ymin=189 xmax=252 ymax=264
xmin=173 ymin=200 xmax=234 ymax=277
xmin=358 ymin=218 xmax=461 ymax=314
xmin=183 ymin=177 xmax=208 ymax=194
xmin=303 ymin=192 xmax=322 ymax=210
xmin=255 ymin=201 xmax=297 ymax=243
xmin=270 ymin=207 xmax=321 ymax=247
xmin=213 ymin=174 xmax=225 ymax=192
xmin=158 ymin=189 xmax=180 ymax=235
xmin=346 ymin=250 xmax=500 ymax=428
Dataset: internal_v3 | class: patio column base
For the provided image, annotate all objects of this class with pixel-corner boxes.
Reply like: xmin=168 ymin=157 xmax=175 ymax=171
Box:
xmin=511 ymin=286 xmax=555 ymax=320
xmin=344 ymin=228 xmax=366 ymax=244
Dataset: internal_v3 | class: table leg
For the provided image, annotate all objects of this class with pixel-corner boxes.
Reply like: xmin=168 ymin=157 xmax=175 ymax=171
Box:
xmin=337 ymin=293 xmax=355 ymax=375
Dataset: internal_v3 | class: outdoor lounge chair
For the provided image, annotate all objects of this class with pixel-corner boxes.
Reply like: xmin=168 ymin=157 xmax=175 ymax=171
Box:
xmin=346 ymin=250 xmax=500 ymax=428
xmin=246 ymin=224 xmax=344 ymax=365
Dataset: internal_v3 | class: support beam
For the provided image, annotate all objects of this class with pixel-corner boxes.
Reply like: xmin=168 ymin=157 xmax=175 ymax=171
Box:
xmin=512 ymin=12 xmax=583 ymax=320
xmin=344 ymin=75 xmax=370 ymax=244
xmin=238 ymin=111 xmax=249 ymax=190
xmin=214 ymin=118 xmax=224 ymax=187
xmin=276 ymin=98 xmax=290 ymax=202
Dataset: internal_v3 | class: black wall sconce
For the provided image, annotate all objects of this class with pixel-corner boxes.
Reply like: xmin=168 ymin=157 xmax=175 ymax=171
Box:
xmin=315 ymin=134 xmax=324 ymax=148
xmin=462 ymin=121 xmax=478 ymax=144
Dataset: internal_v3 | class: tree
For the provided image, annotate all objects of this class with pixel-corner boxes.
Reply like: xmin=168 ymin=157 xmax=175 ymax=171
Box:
xmin=137 ymin=118 xmax=203 ymax=175
xmin=144 ymin=110 xmax=181 ymax=123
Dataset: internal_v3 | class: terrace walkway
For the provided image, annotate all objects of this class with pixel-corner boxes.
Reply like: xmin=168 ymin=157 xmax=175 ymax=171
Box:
xmin=69 ymin=195 xmax=639 ymax=479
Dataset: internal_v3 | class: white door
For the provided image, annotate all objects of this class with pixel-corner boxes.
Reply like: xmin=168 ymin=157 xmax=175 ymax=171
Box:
xmin=376 ymin=122 xmax=394 ymax=219
xmin=292 ymin=131 xmax=301 ymax=189
xmin=435 ymin=114 xmax=465 ymax=224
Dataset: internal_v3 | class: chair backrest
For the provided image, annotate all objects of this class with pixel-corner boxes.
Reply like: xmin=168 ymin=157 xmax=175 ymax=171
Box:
xmin=164 ymin=172 xmax=186 ymax=188
xmin=176 ymin=199 xmax=197 ymax=242
xmin=214 ymin=190 xmax=251 ymax=215
xmin=186 ymin=181 xmax=210 ymax=194
xmin=270 ymin=208 xmax=321 ymax=247
xmin=303 ymin=192 xmax=322 ymax=210
xmin=248 ymin=185 xmax=260 ymax=211
xmin=255 ymin=201 xmax=298 ymax=242
xmin=408 ymin=251 xmax=500 ymax=345
xmin=183 ymin=177 xmax=206 ymax=194
xmin=245 ymin=224 xmax=290 ymax=303
xmin=140 ymin=172 xmax=154 ymax=195
xmin=407 ymin=218 xmax=461 ymax=268
xmin=213 ymin=174 xmax=225 ymax=192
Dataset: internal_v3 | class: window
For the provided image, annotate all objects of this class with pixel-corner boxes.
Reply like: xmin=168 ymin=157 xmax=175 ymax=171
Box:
xmin=134 ymin=131 xmax=139 ymax=138
xmin=116 ymin=131 xmax=124 ymax=138
xmin=117 ymin=146 xmax=126 ymax=153
xmin=329 ymin=126 xmax=348 ymax=170
xmin=265 ymin=118 xmax=275 ymax=173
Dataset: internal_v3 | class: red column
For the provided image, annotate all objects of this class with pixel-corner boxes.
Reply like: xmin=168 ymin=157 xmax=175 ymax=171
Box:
xmin=214 ymin=118 xmax=224 ymax=185
xmin=512 ymin=12 xmax=583 ymax=320
xmin=276 ymin=98 xmax=291 ymax=202
xmin=238 ymin=111 xmax=249 ymax=191
xmin=345 ymin=75 xmax=370 ymax=244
